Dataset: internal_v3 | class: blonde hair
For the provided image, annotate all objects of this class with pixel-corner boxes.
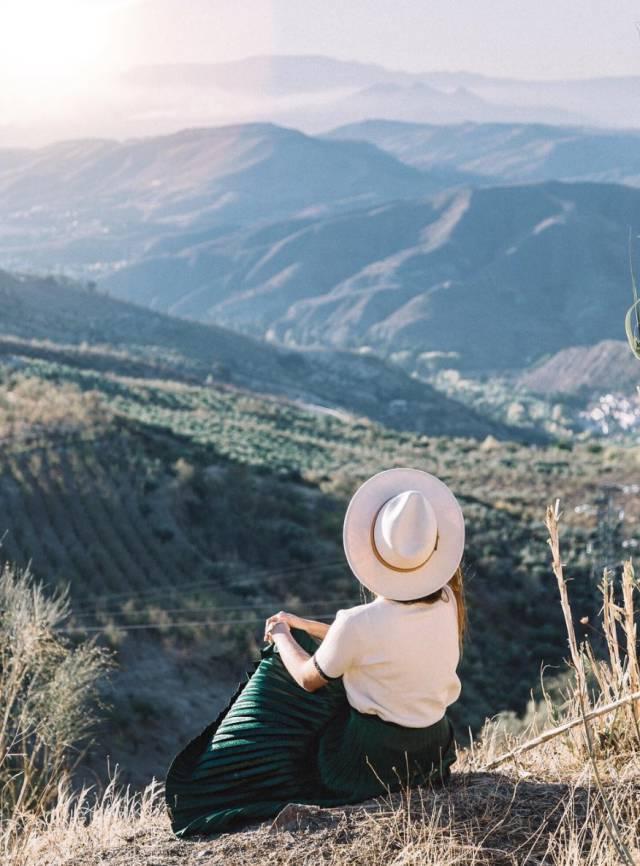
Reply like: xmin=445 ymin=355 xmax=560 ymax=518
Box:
xmin=447 ymin=564 xmax=468 ymax=658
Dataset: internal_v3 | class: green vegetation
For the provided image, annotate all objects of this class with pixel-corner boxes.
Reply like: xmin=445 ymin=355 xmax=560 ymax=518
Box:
xmin=1 ymin=343 xmax=637 ymax=786
xmin=5 ymin=491 xmax=640 ymax=866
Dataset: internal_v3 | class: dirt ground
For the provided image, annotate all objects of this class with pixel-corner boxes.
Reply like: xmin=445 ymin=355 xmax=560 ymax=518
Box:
xmin=57 ymin=769 xmax=631 ymax=866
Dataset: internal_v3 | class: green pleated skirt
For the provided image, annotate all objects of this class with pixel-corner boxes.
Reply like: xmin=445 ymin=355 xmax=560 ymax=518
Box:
xmin=164 ymin=628 xmax=458 ymax=837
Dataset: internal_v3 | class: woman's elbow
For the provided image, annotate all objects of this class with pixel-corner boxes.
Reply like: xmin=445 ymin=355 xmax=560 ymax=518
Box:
xmin=300 ymin=674 xmax=324 ymax=692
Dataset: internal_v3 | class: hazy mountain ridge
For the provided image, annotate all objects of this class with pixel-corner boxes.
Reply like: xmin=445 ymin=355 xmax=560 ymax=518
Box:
xmin=7 ymin=56 xmax=640 ymax=148
xmin=0 ymin=123 xmax=434 ymax=219
xmin=2 ymin=120 xmax=637 ymax=387
xmin=327 ymin=118 xmax=640 ymax=185
xmin=517 ymin=339 xmax=640 ymax=394
xmin=122 ymin=54 xmax=419 ymax=94
xmin=319 ymin=82 xmax=585 ymax=129
xmin=101 ymin=179 xmax=635 ymax=373
xmin=0 ymin=123 xmax=455 ymax=278
xmin=113 ymin=55 xmax=640 ymax=134
xmin=0 ymin=268 xmax=527 ymax=442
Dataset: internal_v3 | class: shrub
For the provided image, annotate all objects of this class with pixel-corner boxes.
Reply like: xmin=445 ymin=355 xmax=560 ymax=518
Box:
xmin=0 ymin=561 xmax=113 ymax=823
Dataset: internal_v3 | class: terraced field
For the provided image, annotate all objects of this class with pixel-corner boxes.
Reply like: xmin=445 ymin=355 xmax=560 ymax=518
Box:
xmin=1 ymin=349 xmax=637 ymax=785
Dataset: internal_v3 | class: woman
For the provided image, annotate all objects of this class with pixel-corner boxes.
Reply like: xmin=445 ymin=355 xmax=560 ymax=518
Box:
xmin=164 ymin=467 xmax=467 ymax=837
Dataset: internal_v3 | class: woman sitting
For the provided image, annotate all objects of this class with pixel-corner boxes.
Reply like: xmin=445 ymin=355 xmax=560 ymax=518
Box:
xmin=164 ymin=466 xmax=467 ymax=837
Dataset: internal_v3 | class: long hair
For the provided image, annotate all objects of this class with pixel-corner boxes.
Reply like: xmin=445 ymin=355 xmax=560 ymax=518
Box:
xmin=393 ymin=563 xmax=468 ymax=657
xmin=447 ymin=564 xmax=467 ymax=657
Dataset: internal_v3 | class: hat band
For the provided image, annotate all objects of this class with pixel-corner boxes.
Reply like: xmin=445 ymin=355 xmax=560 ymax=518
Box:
xmin=369 ymin=500 xmax=439 ymax=573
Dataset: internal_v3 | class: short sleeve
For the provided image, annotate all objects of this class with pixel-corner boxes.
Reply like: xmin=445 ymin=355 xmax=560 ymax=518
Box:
xmin=313 ymin=608 xmax=361 ymax=679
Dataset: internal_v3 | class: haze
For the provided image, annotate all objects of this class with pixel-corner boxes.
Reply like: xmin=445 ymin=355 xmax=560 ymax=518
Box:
xmin=1 ymin=0 xmax=640 ymax=146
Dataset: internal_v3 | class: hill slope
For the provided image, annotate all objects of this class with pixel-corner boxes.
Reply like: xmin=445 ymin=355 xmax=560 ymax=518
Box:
xmin=1 ymin=343 xmax=635 ymax=790
xmin=0 ymin=268 xmax=524 ymax=442
xmin=0 ymin=123 xmax=441 ymax=274
xmin=328 ymin=119 xmax=640 ymax=185
xmin=517 ymin=339 xmax=640 ymax=394
xmin=101 ymin=180 xmax=635 ymax=372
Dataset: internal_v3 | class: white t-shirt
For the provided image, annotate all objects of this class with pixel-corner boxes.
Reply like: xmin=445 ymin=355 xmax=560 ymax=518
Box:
xmin=313 ymin=585 xmax=462 ymax=728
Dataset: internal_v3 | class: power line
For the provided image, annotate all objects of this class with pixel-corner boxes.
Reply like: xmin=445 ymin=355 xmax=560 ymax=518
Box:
xmin=69 ymin=596 xmax=358 ymax=622
xmin=58 ymin=613 xmax=338 ymax=635
xmin=71 ymin=558 xmax=347 ymax=612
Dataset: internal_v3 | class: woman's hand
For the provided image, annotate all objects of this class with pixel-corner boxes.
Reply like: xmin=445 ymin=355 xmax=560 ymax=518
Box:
xmin=264 ymin=617 xmax=291 ymax=644
xmin=263 ymin=611 xmax=303 ymax=643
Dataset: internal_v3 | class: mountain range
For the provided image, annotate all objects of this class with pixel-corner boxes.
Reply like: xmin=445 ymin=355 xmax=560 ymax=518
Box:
xmin=100 ymin=179 xmax=635 ymax=372
xmin=105 ymin=55 xmax=640 ymax=134
xmin=118 ymin=56 xmax=640 ymax=134
xmin=1 ymin=119 xmax=637 ymax=379
xmin=8 ymin=55 xmax=640 ymax=149
xmin=0 ymin=123 xmax=466 ymax=277
xmin=0 ymin=268 xmax=526 ymax=442
xmin=328 ymin=119 xmax=640 ymax=186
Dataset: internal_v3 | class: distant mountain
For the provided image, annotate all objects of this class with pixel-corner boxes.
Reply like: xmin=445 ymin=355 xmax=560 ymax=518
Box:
xmin=517 ymin=340 xmax=639 ymax=395
xmin=101 ymin=180 xmax=635 ymax=373
xmin=315 ymin=83 xmax=584 ymax=129
xmin=0 ymin=123 xmax=446 ymax=274
xmin=420 ymin=72 xmax=640 ymax=130
xmin=0 ymin=269 xmax=526 ymax=442
xmin=7 ymin=57 xmax=640 ymax=148
xmin=123 ymin=55 xmax=417 ymax=94
xmin=119 ymin=56 xmax=636 ymax=132
xmin=327 ymin=119 xmax=640 ymax=185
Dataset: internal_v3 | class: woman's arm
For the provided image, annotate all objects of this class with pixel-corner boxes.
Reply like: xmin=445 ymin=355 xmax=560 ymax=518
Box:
xmin=265 ymin=621 xmax=328 ymax=692
xmin=295 ymin=617 xmax=330 ymax=640
xmin=264 ymin=611 xmax=330 ymax=640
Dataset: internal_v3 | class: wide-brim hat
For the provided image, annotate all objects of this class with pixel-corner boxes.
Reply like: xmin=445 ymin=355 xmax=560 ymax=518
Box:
xmin=343 ymin=467 xmax=465 ymax=600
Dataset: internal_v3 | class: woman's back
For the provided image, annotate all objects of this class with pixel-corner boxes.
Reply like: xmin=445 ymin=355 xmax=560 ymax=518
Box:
xmin=165 ymin=467 xmax=465 ymax=836
xmin=314 ymin=585 xmax=461 ymax=728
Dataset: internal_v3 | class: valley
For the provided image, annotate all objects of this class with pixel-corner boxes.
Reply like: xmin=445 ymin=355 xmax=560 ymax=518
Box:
xmin=1 ymin=284 xmax=638 ymax=787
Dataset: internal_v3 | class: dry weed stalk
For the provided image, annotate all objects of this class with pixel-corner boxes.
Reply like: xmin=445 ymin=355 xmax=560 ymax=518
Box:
xmin=480 ymin=688 xmax=640 ymax=772
xmin=528 ymin=500 xmax=634 ymax=864
xmin=0 ymin=562 xmax=113 ymax=826
xmin=2 ymin=771 xmax=166 ymax=866
xmin=545 ymin=500 xmax=590 ymax=721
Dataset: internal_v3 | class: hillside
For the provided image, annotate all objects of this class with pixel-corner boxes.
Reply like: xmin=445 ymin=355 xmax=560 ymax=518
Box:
xmin=517 ymin=339 xmax=640 ymax=394
xmin=328 ymin=119 xmax=640 ymax=185
xmin=0 ymin=123 xmax=440 ymax=275
xmin=0 ymin=268 xmax=526 ymax=442
xmin=102 ymin=180 xmax=634 ymax=372
xmin=3 ymin=360 xmax=639 ymax=864
xmin=1 ymin=338 xmax=637 ymax=790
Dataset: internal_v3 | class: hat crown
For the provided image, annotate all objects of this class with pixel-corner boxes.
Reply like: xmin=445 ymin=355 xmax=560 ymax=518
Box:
xmin=373 ymin=489 xmax=438 ymax=571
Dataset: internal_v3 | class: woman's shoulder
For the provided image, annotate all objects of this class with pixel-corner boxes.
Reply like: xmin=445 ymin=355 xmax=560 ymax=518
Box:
xmin=333 ymin=599 xmax=389 ymax=634
xmin=335 ymin=600 xmax=376 ymax=622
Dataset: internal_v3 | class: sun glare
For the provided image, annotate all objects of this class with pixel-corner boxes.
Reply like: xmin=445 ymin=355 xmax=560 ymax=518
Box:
xmin=0 ymin=0 xmax=111 ymax=89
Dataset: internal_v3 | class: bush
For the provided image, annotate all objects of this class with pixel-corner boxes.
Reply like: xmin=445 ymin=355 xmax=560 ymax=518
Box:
xmin=0 ymin=561 xmax=113 ymax=821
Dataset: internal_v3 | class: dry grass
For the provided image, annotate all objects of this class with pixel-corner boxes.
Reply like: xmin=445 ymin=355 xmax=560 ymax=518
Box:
xmin=0 ymin=374 xmax=110 ymax=444
xmin=3 ymin=500 xmax=640 ymax=866
xmin=0 ymin=563 xmax=113 ymax=825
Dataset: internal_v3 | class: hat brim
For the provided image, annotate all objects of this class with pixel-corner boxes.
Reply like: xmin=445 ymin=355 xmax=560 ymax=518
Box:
xmin=342 ymin=467 xmax=465 ymax=600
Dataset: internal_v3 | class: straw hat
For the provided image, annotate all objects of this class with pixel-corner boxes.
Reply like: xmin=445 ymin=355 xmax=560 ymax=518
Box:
xmin=342 ymin=467 xmax=465 ymax=600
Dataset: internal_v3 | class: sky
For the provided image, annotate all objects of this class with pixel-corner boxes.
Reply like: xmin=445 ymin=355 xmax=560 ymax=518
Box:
xmin=2 ymin=0 xmax=640 ymax=84
xmin=1 ymin=0 xmax=640 ymax=142
xmin=108 ymin=0 xmax=640 ymax=79
xmin=105 ymin=0 xmax=640 ymax=78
